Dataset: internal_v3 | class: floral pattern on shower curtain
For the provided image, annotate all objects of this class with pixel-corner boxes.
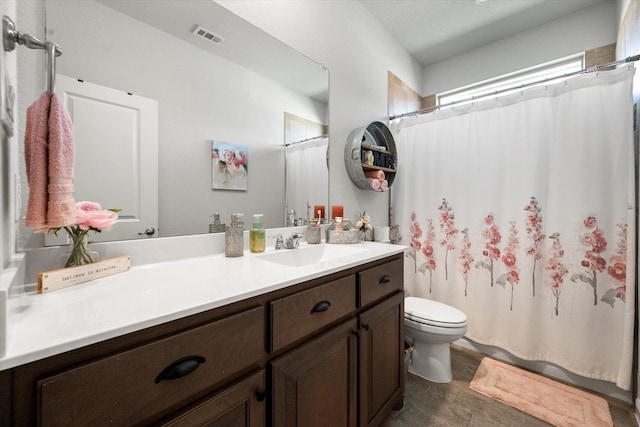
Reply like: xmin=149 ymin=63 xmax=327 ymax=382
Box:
xmin=391 ymin=66 xmax=636 ymax=390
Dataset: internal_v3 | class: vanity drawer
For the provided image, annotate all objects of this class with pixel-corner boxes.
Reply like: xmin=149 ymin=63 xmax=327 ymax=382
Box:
xmin=38 ymin=306 xmax=265 ymax=426
xmin=359 ymin=257 xmax=403 ymax=307
xmin=270 ymin=275 xmax=356 ymax=352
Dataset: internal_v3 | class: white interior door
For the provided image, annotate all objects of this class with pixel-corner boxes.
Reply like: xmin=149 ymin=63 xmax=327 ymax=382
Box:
xmin=45 ymin=75 xmax=158 ymax=245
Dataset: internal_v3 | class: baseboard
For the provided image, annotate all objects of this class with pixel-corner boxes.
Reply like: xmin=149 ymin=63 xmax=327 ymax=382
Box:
xmin=455 ymin=337 xmax=633 ymax=404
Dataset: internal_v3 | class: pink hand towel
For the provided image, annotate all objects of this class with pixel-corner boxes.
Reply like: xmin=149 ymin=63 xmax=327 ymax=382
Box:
xmin=46 ymin=93 xmax=76 ymax=227
xmin=365 ymin=170 xmax=385 ymax=181
xmin=380 ymin=180 xmax=389 ymax=192
xmin=24 ymin=92 xmax=51 ymax=231
xmin=367 ymin=177 xmax=382 ymax=191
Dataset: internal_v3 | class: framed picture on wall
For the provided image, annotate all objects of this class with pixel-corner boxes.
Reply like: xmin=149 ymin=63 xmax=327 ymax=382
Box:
xmin=212 ymin=140 xmax=248 ymax=191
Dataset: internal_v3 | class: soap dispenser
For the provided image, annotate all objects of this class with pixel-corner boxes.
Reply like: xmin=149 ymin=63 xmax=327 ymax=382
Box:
xmin=225 ymin=213 xmax=244 ymax=257
xmin=250 ymin=214 xmax=266 ymax=253
xmin=209 ymin=213 xmax=225 ymax=233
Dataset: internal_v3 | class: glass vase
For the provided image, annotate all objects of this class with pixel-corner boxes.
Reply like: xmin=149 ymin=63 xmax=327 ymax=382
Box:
xmin=65 ymin=232 xmax=98 ymax=268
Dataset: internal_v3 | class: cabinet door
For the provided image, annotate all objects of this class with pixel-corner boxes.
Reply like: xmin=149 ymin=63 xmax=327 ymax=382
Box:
xmin=271 ymin=319 xmax=358 ymax=427
xmin=359 ymin=292 xmax=404 ymax=427
xmin=161 ymin=370 xmax=266 ymax=427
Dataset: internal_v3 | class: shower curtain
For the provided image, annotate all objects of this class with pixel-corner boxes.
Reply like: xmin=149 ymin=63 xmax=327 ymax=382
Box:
xmin=285 ymin=136 xmax=328 ymax=220
xmin=391 ymin=65 xmax=636 ymax=389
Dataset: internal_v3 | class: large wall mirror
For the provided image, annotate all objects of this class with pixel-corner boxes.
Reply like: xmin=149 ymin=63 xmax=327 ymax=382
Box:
xmin=29 ymin=0 xmax=328 ymax=245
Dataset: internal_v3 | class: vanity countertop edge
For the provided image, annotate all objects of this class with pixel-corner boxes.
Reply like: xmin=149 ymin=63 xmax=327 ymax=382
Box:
xmin=0 ymin=241 xmax=407 ymax=371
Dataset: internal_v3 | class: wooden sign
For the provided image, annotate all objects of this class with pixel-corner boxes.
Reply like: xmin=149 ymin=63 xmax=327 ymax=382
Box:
xmin=38 ymin=256 xmax=131 ymax=294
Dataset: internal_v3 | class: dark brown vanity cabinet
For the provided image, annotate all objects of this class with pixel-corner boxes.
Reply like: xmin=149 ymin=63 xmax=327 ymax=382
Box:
xmin=2 ymin=254 xmax=403 ymax=427
xmin=270 ymin=257 xmax=404 ymax=427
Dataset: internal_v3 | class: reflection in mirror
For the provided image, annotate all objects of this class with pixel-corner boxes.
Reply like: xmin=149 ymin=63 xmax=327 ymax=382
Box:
xmin=27 ymin=0 xmax=328 ymax=247
xmin=285 ymin=137 xmax=329 ymax=226
xmin=284 ymin=113 xmax=328 ymax=226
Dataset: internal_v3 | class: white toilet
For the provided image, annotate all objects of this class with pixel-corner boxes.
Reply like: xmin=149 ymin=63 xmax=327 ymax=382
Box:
xmin=404 ymin=296 xmax=468 ymax=383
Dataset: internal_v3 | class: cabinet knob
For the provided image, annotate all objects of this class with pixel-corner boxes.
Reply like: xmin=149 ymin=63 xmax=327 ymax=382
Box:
xmin=362 ymin=324 xmax=369 ymax=331
xmin=351 ymin=329 xmax=360 ymax=338
xmin=155 ymin=355 xmax=205 ymax=383
xmin=255 ymin=389 xmax=266 ymax=402
xmin=310 ymin=300 xmax=331 ymax=314
xmin=379 ymin=275 xmax=392 ymax=284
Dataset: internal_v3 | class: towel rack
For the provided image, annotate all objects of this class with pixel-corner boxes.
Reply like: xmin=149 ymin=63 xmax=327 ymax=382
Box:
xmin=2 ymin=15 xmax=62 ymax=96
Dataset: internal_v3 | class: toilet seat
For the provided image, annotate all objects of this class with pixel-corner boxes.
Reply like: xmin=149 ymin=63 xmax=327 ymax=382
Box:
xmin=404 ymin=297 xmax=467 ymax=328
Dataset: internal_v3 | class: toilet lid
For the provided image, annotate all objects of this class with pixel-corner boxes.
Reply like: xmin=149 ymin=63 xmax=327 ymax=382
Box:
xmin=404 ymin=297 xmax=467 ymax=327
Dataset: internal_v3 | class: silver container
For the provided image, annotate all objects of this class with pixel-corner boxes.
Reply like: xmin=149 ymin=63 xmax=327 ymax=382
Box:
xmin=306 ymin=225 xmax=321 ymax=244
xmin=326 ymin=217 xmax=360 ymax=244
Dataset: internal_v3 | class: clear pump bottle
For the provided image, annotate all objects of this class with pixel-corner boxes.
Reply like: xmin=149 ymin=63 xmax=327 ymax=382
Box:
xmin=250 ymin=214 xmax=266 ymax=253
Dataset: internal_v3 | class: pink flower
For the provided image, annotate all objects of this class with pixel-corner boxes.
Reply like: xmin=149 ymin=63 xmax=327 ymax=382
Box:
xmin=584 ymin=216 xmax=597 ymax=229
xmin=508 ymin=270 xmax=520 ymax=284
xmin=422 ymin=245 xmax=433 ymax=257
xmin=234 ymin=150 xmax=247 ymax=167
xmin=607 ymin=263 xmax=626 ymax=281
xmin=580 ymin=234 xmax=595 ymax=246
xmin=502 ymin=253 xmax=516 ymax=267
xmin=74 ymin=201 xmax=118 ymax=231
xmin=486 ymin=246 xmax=500 ymax=260
xmin=592 ymin=257 xmax=606 ymax=272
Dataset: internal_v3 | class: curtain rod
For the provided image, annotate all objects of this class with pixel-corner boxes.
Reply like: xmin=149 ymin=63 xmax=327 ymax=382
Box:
xmin=284 ymin=134 xmax=329 ymax=147
xmin=390 ymin=54 xmax=640 ymax=121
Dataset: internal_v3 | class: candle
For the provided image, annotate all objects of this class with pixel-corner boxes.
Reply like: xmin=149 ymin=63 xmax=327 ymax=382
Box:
xmin=331 ymin=205 xmax=344 ymax=220
xmin=314 ymin=205 xmax=325 ymax=219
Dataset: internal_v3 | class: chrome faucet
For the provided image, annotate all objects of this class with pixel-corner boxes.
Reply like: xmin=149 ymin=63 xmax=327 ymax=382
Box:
xmin=285 ymin=232 xmax=304 ymax=249
xmin=272 ymin=234 xmax=286 ymax=250
xmin=272 ymin=232 xmax=304 ymax=249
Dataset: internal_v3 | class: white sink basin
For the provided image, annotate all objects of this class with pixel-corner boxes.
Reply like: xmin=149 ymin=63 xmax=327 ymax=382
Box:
xmin=257 ymin=243 xmax=369 ymax=267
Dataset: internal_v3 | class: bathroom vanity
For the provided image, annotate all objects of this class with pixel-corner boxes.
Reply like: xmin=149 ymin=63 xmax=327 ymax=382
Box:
xmin=0 ymin=238 xmax=406 ymax=426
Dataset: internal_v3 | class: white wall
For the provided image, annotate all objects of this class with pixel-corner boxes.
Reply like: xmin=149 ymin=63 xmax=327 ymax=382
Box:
xmin=616 ymin=0 xmax=640 ymax=103
xmin=218 ymin=0 xmax=423 ymax=229
xmin=421 ymin=1 xmax=617 ymax=96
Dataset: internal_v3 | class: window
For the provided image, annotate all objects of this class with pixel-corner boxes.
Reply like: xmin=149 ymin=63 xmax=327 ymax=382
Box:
xmin=437 ymin=54 xmax=584 ymax=108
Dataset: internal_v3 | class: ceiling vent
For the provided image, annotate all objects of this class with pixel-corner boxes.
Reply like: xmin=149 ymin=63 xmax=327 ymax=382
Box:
xmin=192 ymin=25 xmax=225 ymax=45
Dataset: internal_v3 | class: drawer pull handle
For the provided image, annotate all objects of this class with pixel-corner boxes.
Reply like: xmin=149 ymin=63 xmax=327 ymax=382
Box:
xmin=155 ymin=355 xmax=206 ymax=383
xmin=255 ymin=389 xmax=266 ymax=402
xmin=310 ymin=300 xmax=331 ymax=314
xmin=379 ymin=275 xmax=392 ymax=284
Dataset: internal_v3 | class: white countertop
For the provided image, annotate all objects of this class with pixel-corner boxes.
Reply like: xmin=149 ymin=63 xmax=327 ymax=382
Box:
xmin=0 ymin=241 xmax=406 ymax=370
